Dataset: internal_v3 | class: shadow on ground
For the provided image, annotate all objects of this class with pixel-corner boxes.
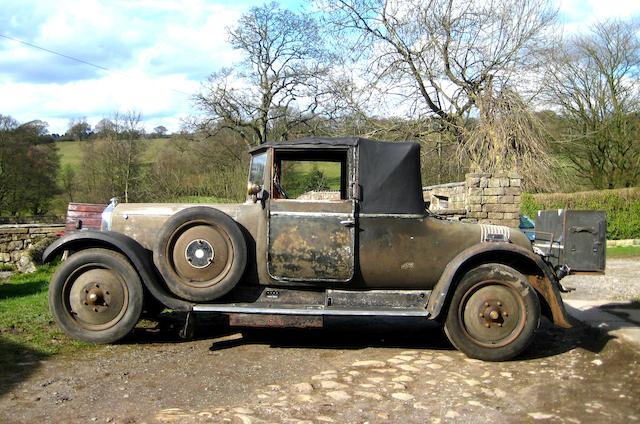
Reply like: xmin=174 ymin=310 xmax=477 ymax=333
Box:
xmin=126 ymin=313 xmax=614 ymax=361
xmin=0 ymin=338 xmax=46 ymax=398
xmin=0 ymin=279 xmax=47 ymax=300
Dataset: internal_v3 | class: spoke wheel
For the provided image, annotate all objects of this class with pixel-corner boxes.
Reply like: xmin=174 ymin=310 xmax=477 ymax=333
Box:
xmin=49 ymin=249 xmax=143 ymax=343
xmin=444 ymin=263 xmax=540 ymax=361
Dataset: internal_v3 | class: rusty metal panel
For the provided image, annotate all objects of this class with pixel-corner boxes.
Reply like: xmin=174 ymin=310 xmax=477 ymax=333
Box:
xmin=228 ymin=313 xmax=323 ymax=328
xmin=327 ymin=289 xmax=430 ymax=309
xmin=534 ymin=209 xmax=606 ymax=273
xmin=268 ymin=205 xmax=355 ymax=282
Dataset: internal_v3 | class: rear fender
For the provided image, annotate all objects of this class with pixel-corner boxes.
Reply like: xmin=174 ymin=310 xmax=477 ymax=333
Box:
xmin=426 ymin=242 xmax=572 ymax=328
xmin=43 ymin=231 xmax=192 ymax=312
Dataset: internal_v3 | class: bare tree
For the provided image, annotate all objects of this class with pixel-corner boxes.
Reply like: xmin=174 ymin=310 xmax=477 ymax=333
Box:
xmin=321 ymin=0 xmax=556 ymax=179
xmin=94 ymin=118 xmax=116 ymax=138
xmin=153 ymin=125 xmax=168 ymax=138
xmin=544 ymin=19 xmax=640 ymax=189
xmin=195 ymin=2 xmax=331 ymax=146
xmin=464 ymin=88 xmax=558 ymax=190
xmin=65 ymin=117 xmax=92 ymax=141
xmin=79 ymin=111 xmax=146 ymax=203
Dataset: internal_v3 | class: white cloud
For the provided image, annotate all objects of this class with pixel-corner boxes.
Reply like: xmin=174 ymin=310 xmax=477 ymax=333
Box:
xmin=1 ymin=0 xmax=638 ymax=134
xmin=0 ymin=0 xmax=249 ymax=133
xmin=558 ymin=0 xmax=640 ymax=34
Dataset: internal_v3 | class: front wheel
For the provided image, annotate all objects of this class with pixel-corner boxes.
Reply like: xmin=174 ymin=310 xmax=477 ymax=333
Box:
xmin=444 ymin=263 xmax=540 ymax=361
xmin=48 ymin=248 xmax=143 ymax=343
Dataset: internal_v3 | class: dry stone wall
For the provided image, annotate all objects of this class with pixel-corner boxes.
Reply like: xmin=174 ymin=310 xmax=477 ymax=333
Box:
xmin=423 ymin=172 xmax=522 ymax=228
xmin=0 ymin=224 xmax=64 ymax=272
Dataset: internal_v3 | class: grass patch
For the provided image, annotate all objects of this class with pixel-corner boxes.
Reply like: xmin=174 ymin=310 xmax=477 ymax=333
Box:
xmin=55 ymin=138 xmax=169 ymax=169
xmin=0 ymin=263 xmax=14 ymax=272
xmin=281 ymin=160 xmax=342 ymax=198
xmin=0 ymin=265 xmax=90 ymax=383
xmin=607 ymin=245 xmax=640 ymax=259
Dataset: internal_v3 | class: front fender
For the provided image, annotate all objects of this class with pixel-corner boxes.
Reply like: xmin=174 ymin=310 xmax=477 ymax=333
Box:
xmin=426 ymin=242 xmax=572 ymax=328
xmin=43 ymin=231 xmax=193 ymax=312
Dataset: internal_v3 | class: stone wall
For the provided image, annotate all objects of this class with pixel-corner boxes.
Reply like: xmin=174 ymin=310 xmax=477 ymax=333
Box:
xmin=0 ymin=224 xmax=64 ymax=272
xmin=422 ymin=182 xmax=466 ymax=211
xmin=423 ymin=172 xmax=522 ymax=228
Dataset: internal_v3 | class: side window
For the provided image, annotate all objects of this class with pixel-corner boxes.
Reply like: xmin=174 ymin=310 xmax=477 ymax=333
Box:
xmin=273 ymin=151 xmax=348 ymax=200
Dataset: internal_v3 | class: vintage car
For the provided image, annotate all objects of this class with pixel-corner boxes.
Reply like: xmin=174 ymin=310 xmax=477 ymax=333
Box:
xmin=43 ymin=137 xmax=604 ymax=361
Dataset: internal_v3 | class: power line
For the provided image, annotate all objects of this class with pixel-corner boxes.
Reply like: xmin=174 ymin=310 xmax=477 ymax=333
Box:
xmin=0 ymin=33 xmax=192 ymax=97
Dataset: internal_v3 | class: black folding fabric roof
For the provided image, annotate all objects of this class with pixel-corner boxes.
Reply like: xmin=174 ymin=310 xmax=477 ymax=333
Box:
xmin=251 ymin=137 xmax=425 ymax=215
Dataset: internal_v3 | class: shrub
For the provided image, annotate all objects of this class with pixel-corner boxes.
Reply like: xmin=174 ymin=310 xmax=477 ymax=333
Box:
xmin=521 ymin=188 xmax=640 ymax=240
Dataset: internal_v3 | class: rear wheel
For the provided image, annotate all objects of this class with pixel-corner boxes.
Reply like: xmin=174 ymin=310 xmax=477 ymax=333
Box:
xmin=48 ymin=248 xmax=143 ymax=343
xmin=444 ymin=263 xmax=540 ymax=361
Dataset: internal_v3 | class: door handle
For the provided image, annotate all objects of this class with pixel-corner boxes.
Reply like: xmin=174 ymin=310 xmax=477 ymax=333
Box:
xmin=570 ymin=226 xmax=595 ymax=234
xmin=340 ymin=219 xmax=356 ymax=227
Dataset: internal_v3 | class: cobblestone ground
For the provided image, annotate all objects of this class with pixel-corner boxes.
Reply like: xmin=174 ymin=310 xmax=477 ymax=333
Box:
xmin=1 ymin=259 xmax=639 ymax=424
xmin=152 ymin=328 xmax=639 ymax=424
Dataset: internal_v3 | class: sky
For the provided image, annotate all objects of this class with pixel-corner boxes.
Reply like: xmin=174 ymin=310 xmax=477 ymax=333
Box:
xmin=1 ymin=0 xmax=639 ymax=135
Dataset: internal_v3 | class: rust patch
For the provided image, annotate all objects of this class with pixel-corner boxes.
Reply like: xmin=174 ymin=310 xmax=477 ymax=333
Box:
xmin=527 ymin=275 xmax=573 ymax=328
xmin=268 ymin=215 xmax=353 ymax=281
xmin=228 ymin=313 xmax=323 ymax=328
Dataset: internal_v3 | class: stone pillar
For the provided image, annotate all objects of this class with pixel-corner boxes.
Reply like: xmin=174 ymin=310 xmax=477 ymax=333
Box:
xmin=465 ymin=172 xmax=522 ymax=228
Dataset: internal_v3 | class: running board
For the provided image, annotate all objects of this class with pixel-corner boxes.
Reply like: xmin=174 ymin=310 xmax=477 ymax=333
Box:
xmin=192 ymin=303 xmax=429 ymax=317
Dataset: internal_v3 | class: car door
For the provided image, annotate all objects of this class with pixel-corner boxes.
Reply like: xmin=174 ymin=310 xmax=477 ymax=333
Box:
xmin=267 ymin=148 xmax=356 ymax=282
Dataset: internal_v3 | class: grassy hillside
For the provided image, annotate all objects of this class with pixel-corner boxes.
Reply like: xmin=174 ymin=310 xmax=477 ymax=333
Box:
xmin=55 ymin=138 xmax=170 ymax=169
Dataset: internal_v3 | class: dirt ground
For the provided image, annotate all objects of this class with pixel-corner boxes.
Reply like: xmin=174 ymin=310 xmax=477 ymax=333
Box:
xmin=1 ymin=259 xmax=639 ymax=424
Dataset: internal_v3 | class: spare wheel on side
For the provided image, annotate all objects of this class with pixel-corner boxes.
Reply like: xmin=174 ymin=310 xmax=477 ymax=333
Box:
xmin=153 ymin=207 xmax=247 ymax=302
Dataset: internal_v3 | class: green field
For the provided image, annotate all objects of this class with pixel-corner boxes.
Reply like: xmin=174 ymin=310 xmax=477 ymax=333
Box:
xmin=280 ymin=160 xmax=342 ymax=198
xmin=55 ymin=138 xmax=169 ymax=169
xmin=607 ymin=246 xmax=640 ymax=259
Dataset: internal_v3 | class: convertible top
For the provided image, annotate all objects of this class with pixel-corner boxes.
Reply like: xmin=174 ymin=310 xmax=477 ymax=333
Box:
xmin=251 ymin=137 xmax=425 ymax=215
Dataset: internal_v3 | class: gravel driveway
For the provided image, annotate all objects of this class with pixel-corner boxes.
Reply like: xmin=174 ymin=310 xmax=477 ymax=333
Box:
xmin=0 ymin=259 xmax=638 ymax=424
xmin=562 ymin=258 xmax=640 ymax=302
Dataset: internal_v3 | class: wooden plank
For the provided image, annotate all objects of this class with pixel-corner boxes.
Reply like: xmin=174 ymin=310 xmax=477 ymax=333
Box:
xmin=65 ymin=217 xmax=102 ymax=231
xmin=67 ymin=211 xmax=103 ymax=220
xmin=67 ymin=203 xmax=105 ymax=213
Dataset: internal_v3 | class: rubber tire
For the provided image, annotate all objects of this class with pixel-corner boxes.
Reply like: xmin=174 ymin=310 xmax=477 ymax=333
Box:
xmin=444 ymin=263 xmax=540 ymax=361
xmin=48 ymin=248 xmax=143 ymax=344
xmin=153 ymin=207 xmax=247 ymax=302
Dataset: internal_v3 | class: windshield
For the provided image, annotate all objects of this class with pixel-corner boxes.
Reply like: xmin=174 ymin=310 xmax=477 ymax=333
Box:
xmin=248 ymin=152 xmax=267 ymax=187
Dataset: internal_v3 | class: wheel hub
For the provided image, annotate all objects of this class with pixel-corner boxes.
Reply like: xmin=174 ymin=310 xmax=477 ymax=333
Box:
xmin=184 ymin=239 xmax=215 ymax=269
xmin=480 ymin=302 xmax=507 ymax=328
xmin=461 ymin=283 xmax=525 ymax=347
xmin=66 ymin=267 xmax=127 ymax=329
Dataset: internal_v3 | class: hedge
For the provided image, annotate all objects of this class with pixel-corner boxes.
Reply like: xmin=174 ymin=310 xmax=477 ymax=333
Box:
xmin=520 ymin=187 xmax=640 ymax=240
